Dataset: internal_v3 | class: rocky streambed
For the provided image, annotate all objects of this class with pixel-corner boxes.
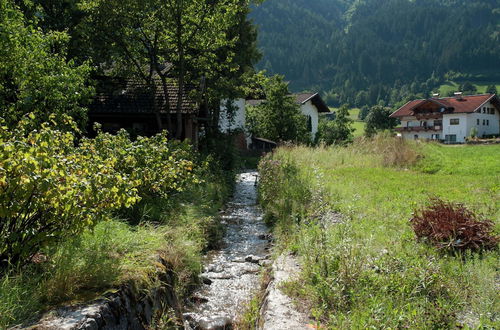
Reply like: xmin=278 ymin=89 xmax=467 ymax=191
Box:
xmin=183 ymin=171 xmax=272 ymax=329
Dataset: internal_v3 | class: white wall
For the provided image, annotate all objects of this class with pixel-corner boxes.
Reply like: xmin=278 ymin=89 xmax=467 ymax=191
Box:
xmin=401 ymin=131 xmax=440 ymax=140
xmin=466 ymin=100 xmax=500 ymax=138
xmin=219 ymin=98 xmax=251 ymax=146
xmin=299 ymin=100 xmax=319 ymax=140
xmin=442 ymin=113 xmax=469 ymax=143
xmin=219 ymin=98 xmax=246 ymax=132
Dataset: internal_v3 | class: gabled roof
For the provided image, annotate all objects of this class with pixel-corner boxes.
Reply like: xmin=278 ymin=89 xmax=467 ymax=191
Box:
xmin=295 ymin=93 xmax=330 ymax=113
xmin=390 ymin=94 xmax=498 ymax=118
xmin=90 ymin=77 xmax=198 ymax=115
xmin=246 ymin=93 xmax=330 ymax=113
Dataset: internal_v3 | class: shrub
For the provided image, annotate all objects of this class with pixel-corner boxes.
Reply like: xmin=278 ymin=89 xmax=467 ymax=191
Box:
xmin=0 ymin=118 xmax=138 ymax=266
xmin=0 ymin=117 xmax=199 ymax=267
xmin=410 ymin=198 xmax=498 ymax=251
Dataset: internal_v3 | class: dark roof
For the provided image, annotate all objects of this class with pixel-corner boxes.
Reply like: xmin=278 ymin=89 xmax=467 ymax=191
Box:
xmin=90 ymin=77 xmax=198 ymax=115
xmin=390 ymin=94 xmax=498 ymax=118
xmin=295 ymin=93 xmax=330 ymax=113
xmin=246 ymin=93 xmax=330 ymax=113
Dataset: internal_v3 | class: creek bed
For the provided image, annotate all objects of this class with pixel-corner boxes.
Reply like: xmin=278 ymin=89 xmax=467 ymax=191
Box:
xmin=184 ymin=171 xmax=270 ymax=329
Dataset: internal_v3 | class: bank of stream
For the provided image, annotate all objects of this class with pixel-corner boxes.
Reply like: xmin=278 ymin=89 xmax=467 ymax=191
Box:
xmin=183 ymin=171 xmax=271 ymax=329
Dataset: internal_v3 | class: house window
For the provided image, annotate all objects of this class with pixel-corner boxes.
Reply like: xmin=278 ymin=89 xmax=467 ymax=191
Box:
xmin=307 ymin=115 xmax=312 ymax=132
xmin=483 ymin=119 xmax=486 ymax=125
xmin=450 ymin=118 xmax=459 ymax=125
xmin=434 ymin=120 xmax=442 ymax=127
xmin=483 ymin=107 xmax=486 ymax=113
xmin=414 ymin=134 xmax=419 ymax=140
xmin=445 ymin=134 xmax=456 ymax=143
xmin=477 ymin=119 xmax=480 ymax=125
xmin=431 ymin=134 xmax=440 ymax=140
xmin=487 ymin=120 xmax=489 ymax=126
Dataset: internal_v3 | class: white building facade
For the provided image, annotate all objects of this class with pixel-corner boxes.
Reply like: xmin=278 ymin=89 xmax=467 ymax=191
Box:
xmin=219 ymin=93 xmax=330 ymax=147
xmin=391 ymin=94 xmax=500 ymax=143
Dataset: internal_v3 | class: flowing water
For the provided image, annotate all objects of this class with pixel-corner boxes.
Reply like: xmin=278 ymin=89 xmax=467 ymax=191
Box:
xmin=184 ymin=171 xmax=270 ymax=329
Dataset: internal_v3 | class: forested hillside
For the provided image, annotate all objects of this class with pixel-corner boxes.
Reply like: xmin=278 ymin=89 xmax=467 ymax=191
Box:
xmin=251 ymin=0 xmax=500 ymax=106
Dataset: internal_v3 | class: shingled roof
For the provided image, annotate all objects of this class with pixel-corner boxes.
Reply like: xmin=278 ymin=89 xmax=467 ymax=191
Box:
xmin=390 ymin=94 xmax=498 ymax=118
xmin=90 ymin=77 xmax=198 ymax=115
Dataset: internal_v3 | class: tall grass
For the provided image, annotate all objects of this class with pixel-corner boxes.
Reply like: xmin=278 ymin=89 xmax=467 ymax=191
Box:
xmin=258 ymin=135 xmax=499 ymax=328
xmin=0 ymin=166 xmax=232 ymax=328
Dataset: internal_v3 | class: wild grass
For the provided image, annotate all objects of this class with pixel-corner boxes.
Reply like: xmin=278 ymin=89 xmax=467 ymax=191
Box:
xmin=258 ymin=136 xmax=499 ymax=328
xmin=0 ymin=168 xmax=232 ymax=328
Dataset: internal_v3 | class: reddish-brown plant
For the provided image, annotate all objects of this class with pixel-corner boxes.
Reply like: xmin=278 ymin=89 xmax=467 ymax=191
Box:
xmin=410 ymin=198 xmax=498 ymax=251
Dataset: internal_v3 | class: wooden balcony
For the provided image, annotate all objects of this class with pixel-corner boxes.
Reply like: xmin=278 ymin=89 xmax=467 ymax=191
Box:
xmin=414 ymin=113 xmax=443 ymax=120
xmin=395 ymin=126 xmax=442 ymax=132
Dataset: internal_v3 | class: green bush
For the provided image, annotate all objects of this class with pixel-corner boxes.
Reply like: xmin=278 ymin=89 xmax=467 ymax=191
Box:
xmin=0 ymin=117 xmax=138 ymax=266
xmin=0 ymin=117 xmax=199 ymax=267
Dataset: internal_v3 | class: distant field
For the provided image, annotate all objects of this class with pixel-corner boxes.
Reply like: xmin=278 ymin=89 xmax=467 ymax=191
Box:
xmin=438 ymin=81 xmax=500 ymax=96
xmin=329 ymin=107 xmax=366 ymax=137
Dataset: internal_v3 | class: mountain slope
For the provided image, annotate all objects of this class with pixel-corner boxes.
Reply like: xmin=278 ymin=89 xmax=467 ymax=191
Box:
xmin=251 ymin=0 xmax=500 ymax=106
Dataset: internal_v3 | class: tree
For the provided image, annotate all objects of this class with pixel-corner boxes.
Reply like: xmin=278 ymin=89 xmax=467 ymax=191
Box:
xmin=0 ymin=0 xmax=92 ymax=130
xmin=365 ymin=105 xmax=398 ymax=137
xmin=81 ymin=0 xmax=249 ymax=139
xmin=316 ymin=104 xmax=354 ymax=145
xmin=358 ymin=105 xmax=370 ymax=121
xmin=486 ymin=85 xmax=497 ymax=94
xmin=459 ymin=81 xmax=477 ymax=94
xmin=246 ymin=75 xmax=309 ymax=143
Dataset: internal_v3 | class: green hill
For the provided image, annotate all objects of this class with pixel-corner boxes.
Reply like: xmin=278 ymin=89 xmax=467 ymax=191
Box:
xmin=251 ymin=0 xmax=500 ymax=107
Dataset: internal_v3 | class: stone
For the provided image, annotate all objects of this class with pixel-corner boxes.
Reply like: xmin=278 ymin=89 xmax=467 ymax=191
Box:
xmin=200 ymin=275 xmax=213 ymax=285
xmin=197 ymin=316 xmax=233 ymax=330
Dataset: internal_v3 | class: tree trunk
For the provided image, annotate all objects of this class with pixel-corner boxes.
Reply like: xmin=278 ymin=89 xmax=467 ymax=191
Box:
xmin=158 ymin=72 xmax=173 ymax=134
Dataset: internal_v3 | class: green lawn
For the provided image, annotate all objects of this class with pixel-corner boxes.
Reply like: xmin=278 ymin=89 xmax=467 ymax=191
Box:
xmin=259 ymin=140 xmax=499 ymax=328
xmin=329 ymin=107 xmax=366 ymax=137
xmin=438 ymin=81 xmax=500 ymax=96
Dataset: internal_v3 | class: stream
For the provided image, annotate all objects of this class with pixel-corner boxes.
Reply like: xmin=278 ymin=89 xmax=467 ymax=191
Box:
xmin=184 ymin=171 xmax=270 ymax=329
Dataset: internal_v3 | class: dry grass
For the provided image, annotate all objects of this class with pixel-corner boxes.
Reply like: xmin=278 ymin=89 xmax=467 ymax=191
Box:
xmin=411 ymin=198 xmax=498 ymax=251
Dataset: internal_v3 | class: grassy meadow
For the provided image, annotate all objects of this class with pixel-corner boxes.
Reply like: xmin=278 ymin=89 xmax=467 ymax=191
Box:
xmin=327 ymin=107 xmax=366 ymax=137
xmin=258 ymin=137 xmax=499 ymax=328
xmin=438 ymin=81 xmax=500 ymax=96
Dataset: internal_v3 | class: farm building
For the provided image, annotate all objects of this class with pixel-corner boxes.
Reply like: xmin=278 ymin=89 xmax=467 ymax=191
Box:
xmin=219 ymin=93 xmax=330 ymax=148
xmin=390 ymin=93 xmax=500 ymax=143
xmin=88 ymin=76 xmax=205 ymax=143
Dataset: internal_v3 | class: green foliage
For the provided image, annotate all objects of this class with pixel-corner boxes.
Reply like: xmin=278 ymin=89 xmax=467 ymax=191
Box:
xmin=246 ymin=75 xmax=310 ymax=143
xmin=0 ymin=142 xmax=232 ymax=328
xmin=486 ymin=84 xmax=498 ymax=94
xmin=364 ymin=105 xmax=399 ymax=137
xmin=358 ymin=105 xmax=370 ymax=121
xmin=258 ymin=141 xmax=499 ymax=328
xmin=252 ymin=0 xmax=500 ymax=106
xmin=459 ymin=81 xmax=477 ymax=94
xmin=0 ymin=0 xmax=93 ymax=130
xmin=0 ymin=117 xmax=197 ymax=266
xmin=316 ymin=104 xmax=354 ymax=145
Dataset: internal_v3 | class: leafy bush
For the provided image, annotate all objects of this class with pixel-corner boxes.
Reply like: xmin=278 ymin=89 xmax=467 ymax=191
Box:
xmin=0 ymin=118 xmax=138 ymax=266
xmin=0 ymin=117 xmax=199 ymax=267
xmin=410 ymin=198 xmax=498 ymax=251
xmin=83 ymin=127 xmax=198 ymax=198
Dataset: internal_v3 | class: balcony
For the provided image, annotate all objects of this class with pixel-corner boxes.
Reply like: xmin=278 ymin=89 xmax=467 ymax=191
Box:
xmin=395 ymin=125 xmax=442 ymax=132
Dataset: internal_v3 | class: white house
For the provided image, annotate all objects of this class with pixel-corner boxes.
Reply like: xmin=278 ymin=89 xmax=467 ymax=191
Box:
xmin=219 ymin=93 xmax=330 ymax=147
xmin=390 ymin=93 xmax=500 ymax=143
